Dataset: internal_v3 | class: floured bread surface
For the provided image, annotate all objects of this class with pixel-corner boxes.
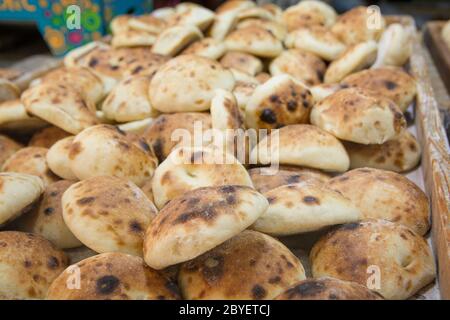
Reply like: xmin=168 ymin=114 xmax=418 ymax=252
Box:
xmin=220 ymin=51 xmax=263 ymax=76
xmin=251 ymin=124 xmax=350 ymax=172
xmin=0 ymin=231 xmax=68 ymax=299
xmin=249 ymin=166 xmax=331 ymax=193
xmin=282 ymin=0 xmax=337 ymax=31
xmin=340 ymin=67 xmax=417 ymax=112
xmin=21 ymin=83 xmax=98 ymax=134
xmin=373 ymin=23 xmax=412 ymax=68
xmin=331 ymin=6 xmax=385 ymax=45
xmin=28 ymin=126 xmax=71 ymax=149
xmin=276 ymin=277 xmax=382 ymax=300
xmin=324 ymin=41 xmax=378 ymax=83
xmin=179 ymin=230 xmax=306 ymax=299
xmin=245 ymin=75 xmax=313 ymax=130
xmin=47 ymin=252 xmax=180 ymax=300
xmin=152 ymin=25 xmax=203 ymax=57
xmin=143 ymin=186 xmax=268 ymax=269
xmin=149 ymin=55 xmax=235 ymax=112
xmin=181 ymin=38 xmax=226 ymax=60
xmin=344 ymin=130 xmax=421 ymax=172
xmin=46 ymin=136 xmax=77 ymax=180
xmin=15 ymin=180 xmax=82 ymax=249
xmin=68 ymin=125 xmax=157 ymax=186
xmin=310 ymin=88 xmax=406 ymax=144
xmin=285 ymin=26 xmax=346 ymax=61
xmin=102 ymin=75 xmax=157 ymax=123
xmin=3 ymin=147 xmax=59 ymax=186
xmin=252 ymin=181 xmax=360 ymax=235
xmin=0 ymin=172 xmax=44 ymax=227
xmin=151 ymin=146 xmax=253 ymax=209
xmin=224 ymin=26 xmax=283 ymax=58
xmin=62 ymin=176 xmax=158 ymax=256
xmin=269 ymin=49 xmax=326 ymax=86
xmin=310 ymin=220 xmax=435 ymax=300
xmin=143 ymin=112 xmax=212 ymax=163
xmin=328 ymin=168 xmax=430 ymax=235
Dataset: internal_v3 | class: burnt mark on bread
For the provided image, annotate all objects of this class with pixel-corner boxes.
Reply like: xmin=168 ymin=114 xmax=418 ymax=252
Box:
xmin=287 ymin=280 xmax=326 ymax=298
xmin=251 ymin=284 xmax=267 ymax=299
xmin=260 ymin=109 xmax=277 ymax=124
xmin=47 ymin=256 xmax=60 ymax=269
xmin=77 ymin=196 xmax=96 ymax=205
xmin=202 ymin=255 xmax=224 ymax=283
xmin=303 ymin=196 xmax=320 ymax=205
xmin=96 ymin=275 xmax=120 ymax=295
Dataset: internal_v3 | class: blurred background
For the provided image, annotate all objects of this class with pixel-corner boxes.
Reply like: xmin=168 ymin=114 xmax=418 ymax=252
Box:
xmin=0 ymin=0 xmax=450 ymax=66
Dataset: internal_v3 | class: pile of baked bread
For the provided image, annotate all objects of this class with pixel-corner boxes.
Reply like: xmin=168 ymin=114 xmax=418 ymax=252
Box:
xmin=0 ymin=0 xmax=437 ymax=300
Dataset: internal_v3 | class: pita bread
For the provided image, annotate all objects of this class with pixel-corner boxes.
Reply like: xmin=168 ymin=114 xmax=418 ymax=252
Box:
xmin=62 ymin=175 xmax=158 ymax=256
xmin=21 ymin=83 xmax=98 ymax=135
xmin=237 ymin=7 xmax=274 ymax=21
xmin=46 ymin=136 xmax=77 ymax=180
xmin=249 ymin=166 xmax=331 ymax=193
xmin=331 ymin=6 xmax=386 ymax=45
xmin=310 ymin=87 xmax=406 ymax=144
xmin=149 ymin=55 xmax=235 ymax=113
xmin=209 ymin=10 xmax=239 ymax=41
xmin=179 ymin=230 xmax=306 ymax=299
xmin=252 ymin=181 xmax=360 ymax=235
xmin=373 ymin=23 xmax=413 ymax=68
xmin=2 ymin=147 xmax=59 ymax=186
xmin=340 ymin=67 xmax=417 ymax=112
xmin=117 ymin=118 xmax=153 ymax=134
xmin=0 ymin=231 xmax=68 ymax=299
xmin=143 ymin=185 xmax=268 ymax=269
xmin=269 ymin=49 xmax=326 ymax=86
xmin=224 ymin=26 xmax=283 ymax=58
xmin=14 ymin=180 xmax=81 ymax=249
xmin=181 ymin=38 xmax=226 ymax=60
xmin=210 ymin=89 xmax=244 ymax=131
xmin=216 ymin=0 xmax=255 ymax=14
xmin=110 ymin=15 xmax=132 ymax=34
xmin=128 ymin=15 xmax=166 ymax=34
xmin=151 ymin=7 xmax=176 ymax=21
xmin=220 ymin=51 xmax=263 ymax=76
xmin=167 ymin=5 xmax=214 ymax=31
xmin=237 ymin=18 xmax=287 ymax=40
xmin=47 ymin=252 xmax=180 ymax=300
xmin=276 ymin=277 xmax=382 ymax=300
xmin=143 ymin=112 xmax=211 ymax=163
xmin=310 ymin=83 xmax=342 ymax=103
xmin=0 ymin=172 xmax=44 ymax=226
xmin=285 ymin=26 xmax=346 ymax=61
xmin=245 ymin=75 xmax=313 ymax=129
xmin=152 ymin=25 xmax=203 ymax=57
xmin=0 ymin=99 xmax=47 ymax=133
xmin=282 ymin=0 xmax=337 ymax=31
xmin=310 ymin=220 xmax=435 ymax=299
xmin=68 ymin=125 xmax=157 ymax=186
xmin=151 ymin=146 xmax=253 ymax=209
xmin=251 ymin=124 xmax=350 ymax=172
xmin=112 ymin=29 xmax=157 ymax=48
xmin=344 ymin=130 xmax=421 ymax=173
xmin=102 ymin=75 xmax=157 ymax=123
xmin=232 ymin=81 xmax=258 ymax=111
xmin=328 ymin=168 xmax=430 ymax=235
xmin=28 ymin=126 xmax=71 ymax=148
xmin=324 ymin=41 xmax=378 ymax=83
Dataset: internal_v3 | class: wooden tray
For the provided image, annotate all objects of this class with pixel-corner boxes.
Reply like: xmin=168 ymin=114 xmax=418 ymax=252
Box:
xmin=423 ymin=21 xmax=450 ymax=94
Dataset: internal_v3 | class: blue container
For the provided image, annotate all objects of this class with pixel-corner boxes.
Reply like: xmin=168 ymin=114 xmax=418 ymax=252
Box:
xmin=0 ymin=0 xmax=153 ymax=55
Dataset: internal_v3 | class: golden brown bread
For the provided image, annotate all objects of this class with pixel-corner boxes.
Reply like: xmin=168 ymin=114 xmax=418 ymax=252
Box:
xmin=3 ymin=147 xmax=59 ymax=186
xmin=14 ymin=180 xmax=82 ymax=249
xmin=327 ymin=168 xmax=430 ymax=235
xmin=142 ymin=112 xmax=212 ymax=163
xmin=275 ymin=277 xmax=382 ymax=300
xmin=46 ymin=136 xmax=77 ymax=180
xmin=0 ymin=231 xmax=68 ymax=299
xmin=341 ymin=67 xmax=417 ymax=112
xmin=0 ymin=135 xmax=22 ymax=168
xmin=249 ymin=166 xmax=331 ymax=193
xmin=47 ymin=252 xmax=180 ymax=300
xmin=310 ymin=87 xmax=406 ymax=144
xmin=310 ymin=219 xmax=435 ymax=299
xmin=178 ymin=230 xmax=306 ymax=299
xmin=62 ymin=175 xmax=157 ymax=256
xmin=28 ymin=126 xmax=71 ymax=149
xmin=220 ymin=51 xmax=263 ymax=76
xmin=143 ymin=185 xmax=268 ymax=269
